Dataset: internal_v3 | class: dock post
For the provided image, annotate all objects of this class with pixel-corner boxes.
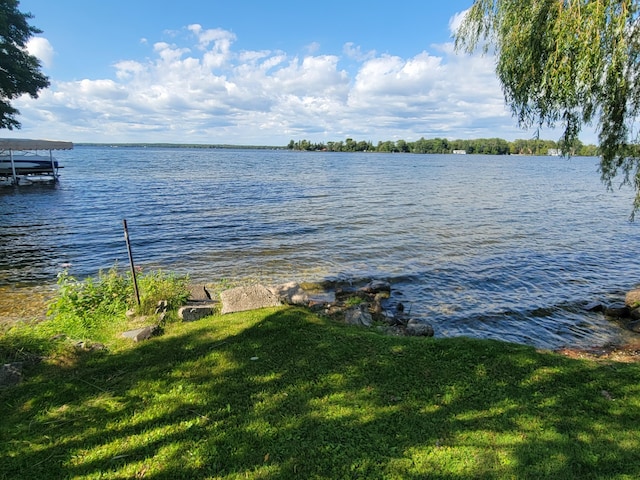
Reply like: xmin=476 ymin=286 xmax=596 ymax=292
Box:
xmin=9 ymin=150 xmax=17 ymax=185
xmin=49 ymin=149 xmax=58 ymax=181
xmin=123 ymin=219 xmax=141 ymax=306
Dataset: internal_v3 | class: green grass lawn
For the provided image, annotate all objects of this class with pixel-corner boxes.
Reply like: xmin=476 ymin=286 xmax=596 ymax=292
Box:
xmin=2 ymin=306 xmax=640 ymax=479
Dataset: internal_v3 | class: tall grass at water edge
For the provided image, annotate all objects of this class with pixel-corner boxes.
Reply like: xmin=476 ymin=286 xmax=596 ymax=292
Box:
xmin=45 ymin=265 xmax=191 ymax=343
xmin=1 ymin=269 xmax=640 ymax=478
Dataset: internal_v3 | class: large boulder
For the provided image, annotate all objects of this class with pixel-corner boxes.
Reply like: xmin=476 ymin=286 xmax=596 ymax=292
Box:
xmin=268 ymin=282 xmax=309 ymax=306
xmin=626 ymin=288 xmax=640 ymax=309
xmin=359 ymin=280 xmax=391 ymax=295
xmin=178 ymin=305 xmax=215 ymax=321
xmin=405 ymin=318 xmax=434 ymax=337
xmin=604 ymin=304 xmax=630 ymax=319
xmin=344 ymin=307 xmax=373 ymax=327
xmin=188 ymin=284 xmax=213 ymax=301
xmin=122 ymin=325 xmax=160 ymax=342
xmin=220 ymin=284 xmax=281 ymax=314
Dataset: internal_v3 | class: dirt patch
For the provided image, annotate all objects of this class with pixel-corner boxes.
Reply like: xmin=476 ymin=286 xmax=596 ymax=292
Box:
xmin=554 ymin=339 xmax=640 ymax=363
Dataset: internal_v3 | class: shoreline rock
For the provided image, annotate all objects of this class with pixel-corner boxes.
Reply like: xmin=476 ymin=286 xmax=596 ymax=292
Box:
xmin=220 ymin=284 xmax=281 ymax=314
xmin=595 ymin=286 xmax=640 ymax=336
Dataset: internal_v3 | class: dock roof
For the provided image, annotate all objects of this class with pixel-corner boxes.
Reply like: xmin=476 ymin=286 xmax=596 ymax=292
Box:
xmin=0 ymin=138 xmax=73 ymax=150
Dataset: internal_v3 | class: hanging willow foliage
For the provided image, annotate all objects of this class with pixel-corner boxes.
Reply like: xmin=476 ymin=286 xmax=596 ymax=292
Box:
xmin=455 ymin=0 xmax=640 ymax=217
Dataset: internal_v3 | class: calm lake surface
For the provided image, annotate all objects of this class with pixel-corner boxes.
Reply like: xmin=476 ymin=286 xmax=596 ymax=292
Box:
xmin=2 ymin=146 xmax=639 ymax=349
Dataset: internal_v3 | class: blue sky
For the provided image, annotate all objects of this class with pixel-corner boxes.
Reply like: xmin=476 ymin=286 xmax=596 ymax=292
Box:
xmin=12 ymin=0 xmax=591 ymax=145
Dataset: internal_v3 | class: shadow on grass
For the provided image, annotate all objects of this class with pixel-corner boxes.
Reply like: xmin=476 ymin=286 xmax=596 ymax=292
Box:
xmin=2 ymin=306 xmax=640 ymax=479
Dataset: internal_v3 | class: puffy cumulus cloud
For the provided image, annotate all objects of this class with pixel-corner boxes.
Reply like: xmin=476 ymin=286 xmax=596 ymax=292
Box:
xmin=188 ymin=24 xmax=235 ymax=48
xmin=13 ymin=18 xmax=537 ymax=144
xmin=351 ymin=52 xmax=443 ymax=97
xmin=271 ymin=55 xmax=349 ymax=97
xmin=26 ymin=37 xmax=55 ymax=68
xmin=187 ymin=24 xmax=236 ymax=69
xmin=341 ymin=33 xmax=518 ymax=141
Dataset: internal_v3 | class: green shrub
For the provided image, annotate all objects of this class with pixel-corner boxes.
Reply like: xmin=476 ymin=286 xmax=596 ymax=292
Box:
xmin=45 ymin=266 xmax=130 ymax=340
xmin=45 ymin=265 xmax=190 ymax=341
xmin=134 ymin=268 xmax=191 ymax=318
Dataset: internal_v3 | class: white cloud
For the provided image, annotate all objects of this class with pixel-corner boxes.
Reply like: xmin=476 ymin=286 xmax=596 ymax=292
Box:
xmin=351 ymin=52 xmax=443 ymax=97
xmin=343 ymin=42 xmax=376 ymax=62
xmin=26 ymin=37 xmax=55 ymax=68
xmin=306 ymin=42 xmax=321 ymax=54
xmin=188 ymin=24 xmax=236 ymax=51
xmin=448 ymin=9 xmax=468 ymax=36
xmin=13 ymin=19 xmax=581 ymax=145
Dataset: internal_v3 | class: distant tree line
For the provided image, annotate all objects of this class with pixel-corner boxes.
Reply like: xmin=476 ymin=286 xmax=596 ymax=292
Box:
xmin=76 ymin=143 xmax=286 ymax=150
xmin=287 ymin=137 xmax=599 ymax=156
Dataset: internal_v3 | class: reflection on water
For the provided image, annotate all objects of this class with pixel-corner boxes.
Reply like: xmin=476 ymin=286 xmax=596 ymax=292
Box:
xmin=1 ymin=147 xmax=639 ymax=349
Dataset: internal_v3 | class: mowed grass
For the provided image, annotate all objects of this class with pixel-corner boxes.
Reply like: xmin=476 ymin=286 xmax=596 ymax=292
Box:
xmin=2 ymin=306 xmax=640 ymax=479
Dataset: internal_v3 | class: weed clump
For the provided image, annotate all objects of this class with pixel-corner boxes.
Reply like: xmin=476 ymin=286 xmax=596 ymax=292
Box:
xmin=45 ymin=265 xmax=190 ymax=342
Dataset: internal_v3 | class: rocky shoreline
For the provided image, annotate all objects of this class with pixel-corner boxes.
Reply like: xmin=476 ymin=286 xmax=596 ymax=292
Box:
xmin=6 ymin=279 xmax=640 ymax=390
xmin=179 ymin=280 xmax=435 ymax=338
xmin=3 ymin=279 xmax=640 ymax=362
xmin=555 ymin=286 xmax=640 ymax=362
xmin=176 ymin=279 xmax=640 ymax=362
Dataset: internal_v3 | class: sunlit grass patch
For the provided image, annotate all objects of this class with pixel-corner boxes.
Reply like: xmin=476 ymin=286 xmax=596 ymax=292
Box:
xmin=2 ymin=300 xmax=640 ymax=478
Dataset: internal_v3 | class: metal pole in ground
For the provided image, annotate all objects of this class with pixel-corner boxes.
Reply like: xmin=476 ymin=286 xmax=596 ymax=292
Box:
xmin=123 ymin=219 xmax=141 ymax=306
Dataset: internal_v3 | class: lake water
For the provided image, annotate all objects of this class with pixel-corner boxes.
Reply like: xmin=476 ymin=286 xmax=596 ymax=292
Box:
xmin=1 ymin=146 xmax=639 ymax=349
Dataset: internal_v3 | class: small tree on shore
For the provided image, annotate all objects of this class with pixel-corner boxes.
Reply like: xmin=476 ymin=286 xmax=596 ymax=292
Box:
xmin=0 ymin=0 xmax=50 ymax=130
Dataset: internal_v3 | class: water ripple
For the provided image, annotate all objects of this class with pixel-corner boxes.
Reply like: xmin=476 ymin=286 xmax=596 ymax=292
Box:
xmin=1 ymin=147 xmax=639 ymax=348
